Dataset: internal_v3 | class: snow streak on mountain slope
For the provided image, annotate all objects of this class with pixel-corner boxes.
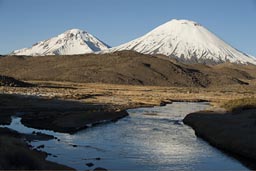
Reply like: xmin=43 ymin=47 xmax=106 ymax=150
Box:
xmin=12 ymin=29 xmax=110 ymax=56
xmin=110 ymin=19 xmax=256 ymax=65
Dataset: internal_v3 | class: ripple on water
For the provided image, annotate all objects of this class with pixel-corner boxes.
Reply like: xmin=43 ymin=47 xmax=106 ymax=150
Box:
xmin=1 ymin=102 xmax=249 ymax=170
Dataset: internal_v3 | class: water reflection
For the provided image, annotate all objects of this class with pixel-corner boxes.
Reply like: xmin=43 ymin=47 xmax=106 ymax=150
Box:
xmin=1 ymin=102 xmax=248 ymax=170
xmin=2 ymin=116 xmax=60 ymax=136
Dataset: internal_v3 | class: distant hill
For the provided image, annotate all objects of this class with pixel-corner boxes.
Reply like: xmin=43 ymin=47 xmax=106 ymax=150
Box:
xmin=0 ymin=51 xmax=255 ymax=87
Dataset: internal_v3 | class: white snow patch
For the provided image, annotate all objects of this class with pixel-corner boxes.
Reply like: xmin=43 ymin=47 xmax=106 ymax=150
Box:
xmin=107 ymin=19 xmax=256 ymax=65
xmin=12 ymin=29 xmax=110 ymax=56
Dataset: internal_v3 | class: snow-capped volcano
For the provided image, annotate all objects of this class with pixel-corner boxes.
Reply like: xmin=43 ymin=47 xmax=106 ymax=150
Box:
xmin=12 ymin=29 xmax=110 ymax=56
xmin=110 ymin=19 xmax=256 ymax=64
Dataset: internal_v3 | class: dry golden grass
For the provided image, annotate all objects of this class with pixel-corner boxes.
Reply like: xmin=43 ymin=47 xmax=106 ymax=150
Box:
xmin=2 ymin=80 xmax=256 ymax=110
xmin=221 ymin=97 xmax=256 ymax=112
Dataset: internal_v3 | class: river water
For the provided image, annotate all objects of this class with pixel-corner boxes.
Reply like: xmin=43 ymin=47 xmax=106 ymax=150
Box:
xmin=2 ymin=102 xmax=248 ymax=170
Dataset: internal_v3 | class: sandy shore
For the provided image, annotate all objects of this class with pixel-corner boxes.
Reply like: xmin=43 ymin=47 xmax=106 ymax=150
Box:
xmin=183 ymin=109 xmax=256 ymax=168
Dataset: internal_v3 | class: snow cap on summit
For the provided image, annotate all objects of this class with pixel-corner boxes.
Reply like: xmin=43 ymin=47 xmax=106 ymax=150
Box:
xmin=110 ymin=19 xmax=256 ymax=65
xmin=12 ymin=28 xmax=110 ymax=56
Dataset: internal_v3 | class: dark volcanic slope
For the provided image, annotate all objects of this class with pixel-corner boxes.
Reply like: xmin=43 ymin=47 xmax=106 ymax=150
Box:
xmin=0 ymin=51 xmax=255 ymax=87
xmin=0 ymin=51 xmax=209 ymax=87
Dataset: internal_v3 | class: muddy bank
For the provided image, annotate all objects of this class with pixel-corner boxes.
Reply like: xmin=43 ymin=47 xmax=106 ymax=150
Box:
xmin=0 ymin=92 xmax=117 ymax=170
xmin=0 ymin=127 xmax=55 ymax=141
xmin=183 ymin=109 xmax=256 ymax=166
xmin=0 ymin=94 xmax=128 ymax=133
xmin=0 ymin=93 xmax=209 ymax=133
xmin=21 ymin=110 xmax=128 ymax=134
xmin=0 ymin=127 xmax=73 ymax=170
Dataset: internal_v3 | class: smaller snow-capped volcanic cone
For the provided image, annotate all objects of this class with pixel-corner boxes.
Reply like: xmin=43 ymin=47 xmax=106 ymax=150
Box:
xmin=11 ymin=29 xmax=110 ymax=56
xmin=110 ymin=19 xmax=256 ymax=65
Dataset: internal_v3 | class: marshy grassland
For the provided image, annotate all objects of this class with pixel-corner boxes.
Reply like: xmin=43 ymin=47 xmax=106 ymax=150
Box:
xmin=1 ymin=79 xmax=256 ymax=169
xmin=2 ymin=80 xmax=256 ymax=109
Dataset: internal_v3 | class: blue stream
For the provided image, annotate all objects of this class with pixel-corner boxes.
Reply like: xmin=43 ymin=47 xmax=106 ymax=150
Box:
xmin=2 ymin=102 xmax=248 ymax=170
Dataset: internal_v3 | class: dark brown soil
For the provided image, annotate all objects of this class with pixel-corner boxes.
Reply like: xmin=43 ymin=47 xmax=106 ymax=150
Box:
xmin=0 ymin=75 xmax=34 ymax=87
xmin=183 ymin=109 xmax=256 ymax=166
xmin=0 ymin=93 xmax=128 ymax=169
xmin=0 ymin=128 xmax=73 ymax=170
xmin=1 ymin=51 xmax=254 ymax=87
xmin=0 ymin=94 xmax=128 ymax=133
xmin=0 ymin=127 xmax=54 ymax=141
xmin=21 ymin=110 xmax=128 ymax=133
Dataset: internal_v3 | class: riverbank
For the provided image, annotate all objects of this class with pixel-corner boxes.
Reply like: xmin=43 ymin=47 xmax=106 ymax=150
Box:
xmin=183 ymin=102 xmax=256 ymax=166
xmin=4 ymin=102 xmax=247 ymax=170
xmin=2 ymin=81 xmax=256 ymax=134
xmin=0 ymin=127 xmax=73 ymax=170
xmin=0 ymin=84 xmax=209 ymax=170
xmin=0 ymin=93 xmax=128 ymax=170
xmin=0 ymin=94 xmax=128 ymax=133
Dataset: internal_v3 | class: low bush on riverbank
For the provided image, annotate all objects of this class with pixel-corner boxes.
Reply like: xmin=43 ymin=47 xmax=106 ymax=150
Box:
xmin=222 ymin=98 xmax=256 ymax=112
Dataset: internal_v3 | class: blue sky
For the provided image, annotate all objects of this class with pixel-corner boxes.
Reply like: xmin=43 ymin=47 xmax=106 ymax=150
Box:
xmin=0 ymin=0 xmax=256 ymax=56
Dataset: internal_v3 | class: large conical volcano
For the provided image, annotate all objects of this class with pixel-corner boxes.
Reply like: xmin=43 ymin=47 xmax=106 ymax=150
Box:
xmin=110 ymin=19 xmax=256 ymax=64
xmin=12 ymin=29 xmax=110 ymax=56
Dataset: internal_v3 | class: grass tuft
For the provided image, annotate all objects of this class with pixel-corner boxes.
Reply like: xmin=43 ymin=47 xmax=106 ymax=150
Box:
xmin=221 ymin=98 xmax=256 ymax=112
